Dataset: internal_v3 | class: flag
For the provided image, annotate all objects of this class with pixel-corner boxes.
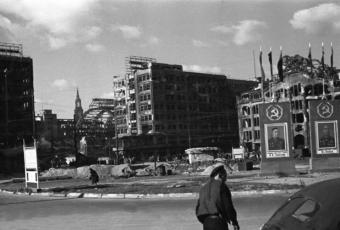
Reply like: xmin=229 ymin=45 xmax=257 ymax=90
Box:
xmin=321 ymin=42 xmax=325 ymax=71
xmin=308 ymin=43 xmax=313 ymax=76
xmin=268 ymin=49 xmax=273 ymax=79
xmin=308 ymin=43 xmax=312 ymax=60
xmin=331 ymin=43 xmax=334 ymax=68
xmin=259 ymin=49 xmax=265 ymax=82
xmin=259 ymin=48 xmax=265 ymax=100
xmin=277 ymin=49 xmax=283 ymax=81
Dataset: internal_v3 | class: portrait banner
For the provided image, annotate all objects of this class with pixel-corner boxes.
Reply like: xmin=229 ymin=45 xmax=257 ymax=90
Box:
xmin=259 ymin=102 xmax=293 ymax=160
xmin=309 ymin=100 xmax=340 ymax=157
xmin=264 ymin=123 xmax=289 ymax=158
xmin=315 ymin=121 xmax=338 ymax=154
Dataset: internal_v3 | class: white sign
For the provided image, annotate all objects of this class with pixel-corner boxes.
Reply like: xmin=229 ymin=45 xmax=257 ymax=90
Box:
xmin=23 ymin=140 xmax=39 ymax=188
xmin=24 ymin=147 xmax=38 ymax=169
xmin=232 ymin=148 xmax=245 ymax=159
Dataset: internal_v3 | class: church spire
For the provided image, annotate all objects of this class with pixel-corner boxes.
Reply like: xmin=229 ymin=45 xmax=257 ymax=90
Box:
xmin=74 ymin=88 xmax=83 ymax=122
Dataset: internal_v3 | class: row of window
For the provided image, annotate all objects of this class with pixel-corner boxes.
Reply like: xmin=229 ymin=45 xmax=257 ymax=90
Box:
xmin=141 ymin=114 xmax=152 ymax=121
xmin=117 ymin=128 xmax=127 ymax=134
xmin=139 ymin=83 xmax=151 ymax=92
xmin=140 ymin=104 xmax=151 ymax=111
xmin=137 ymin=74 xmax=151 ymax=82
xmin=140 ymin=94 xmax=151 ymax=101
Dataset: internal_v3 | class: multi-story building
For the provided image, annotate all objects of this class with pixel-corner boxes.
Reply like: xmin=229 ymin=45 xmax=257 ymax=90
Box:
xmin=0 ymin=42 xmax=35 ymax=172
xmin=237 ymin=54 xmax=340 ymax=155
xmin=116 ymin=60 xmax=256 ymax=161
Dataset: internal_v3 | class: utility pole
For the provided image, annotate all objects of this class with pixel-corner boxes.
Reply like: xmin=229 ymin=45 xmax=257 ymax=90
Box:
xmin=115 ymin=117 xmax=119 ymax=164
xmin=4 ymin=68 xmax=8 ymax=147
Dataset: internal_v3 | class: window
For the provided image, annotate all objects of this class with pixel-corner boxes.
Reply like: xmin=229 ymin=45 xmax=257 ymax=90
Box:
xmin=292 ymin=199 xmax=319 ymax=222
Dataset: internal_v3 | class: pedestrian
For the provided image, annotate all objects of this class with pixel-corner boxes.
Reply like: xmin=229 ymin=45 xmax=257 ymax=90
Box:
xmin=89 ymin=168 xmax=99 ymax=185
xmin=196 ymin=165 xmax=240 ymax=230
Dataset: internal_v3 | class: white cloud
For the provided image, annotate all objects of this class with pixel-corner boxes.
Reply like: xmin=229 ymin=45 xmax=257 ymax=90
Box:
xmin=51 ymin=79 xmax=74 ymax=91
xmin=112 ymin=25 xmax=142 ymax=39
xmin=47 ymin=36 xmax=68 ymax=50
xmin=85 ymin=43 xmax=104 ymax=52
xmin=211 ymin=25 xmax=234 ymax=34
xmin=82 ymin=26 xmax=103 ymax=41
xmin=211 ymin=20 xmax=267 ymax=46
xmin=0 ymin=0 xmax=100 ymax=49
xmin=0 ymin=14 xmax=16 ymax=33
xmin=148 ymin=36 xmax=160 ymax=45
xmin=183 ymin=65 xmax=223 ymax=74
xmin=193 ymin=39 xmax=210 ymax=47
xmin=290 ymin=3 xmax=340 ymax=34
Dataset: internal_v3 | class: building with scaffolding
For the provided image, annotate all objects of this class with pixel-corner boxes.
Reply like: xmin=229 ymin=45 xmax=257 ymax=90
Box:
xmin=113 ymin=57 xmax=256 ymax=162
xmin=0 ymin=42 xmax=35 ymax=172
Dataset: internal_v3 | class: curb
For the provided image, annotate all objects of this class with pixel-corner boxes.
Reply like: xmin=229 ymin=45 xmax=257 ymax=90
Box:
xmin=0 ymin=188 xmax=298 ymax=199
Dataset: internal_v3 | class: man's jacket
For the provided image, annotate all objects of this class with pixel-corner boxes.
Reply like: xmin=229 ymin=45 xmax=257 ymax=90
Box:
xmin=196 ymin=179 xmax=238 ymax=226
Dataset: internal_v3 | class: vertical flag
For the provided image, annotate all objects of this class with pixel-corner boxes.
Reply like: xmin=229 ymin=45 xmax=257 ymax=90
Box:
xmin=268 ymin=47 xmax=273 ymax=80
xmin=259 ymin=47 xmax=265 ymax=100
xmin=331 ymin=42 xmax=334 ymax=68
xmin=277 ymin=46 xmax=283 ymax=81
xmin=321 ymin=42 xmax=325 ymax=72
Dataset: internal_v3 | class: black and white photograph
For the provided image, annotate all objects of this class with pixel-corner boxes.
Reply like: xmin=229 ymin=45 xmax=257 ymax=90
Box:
xmin=1 ymin=0 xmax=340 ymax=230
xmin=264 ymin=123 xmax=289 ymax=158
xmin=316 ymin=121 xmax=339 ymax=154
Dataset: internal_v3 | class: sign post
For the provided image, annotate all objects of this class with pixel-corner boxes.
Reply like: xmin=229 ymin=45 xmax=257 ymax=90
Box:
xmin=23 ymin=139 xmax=39 ymax=190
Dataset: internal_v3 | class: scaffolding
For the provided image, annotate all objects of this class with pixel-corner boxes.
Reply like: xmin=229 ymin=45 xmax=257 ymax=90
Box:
xmin=125 ymin=56 xmax=156 ymax=75
xmin=0 ymin=42 xmax=23 ymax=57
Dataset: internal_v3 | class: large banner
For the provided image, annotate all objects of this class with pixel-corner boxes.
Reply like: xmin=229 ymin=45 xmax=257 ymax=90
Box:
xmin=259 ymin=102 xmax=293 ymax=159
xmin=309 ymin=100 xmax=340 ymax=157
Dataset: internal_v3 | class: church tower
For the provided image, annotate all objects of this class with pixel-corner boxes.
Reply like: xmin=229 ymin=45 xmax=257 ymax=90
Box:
xmin=74 ymin=88 xmax=83 ymax=122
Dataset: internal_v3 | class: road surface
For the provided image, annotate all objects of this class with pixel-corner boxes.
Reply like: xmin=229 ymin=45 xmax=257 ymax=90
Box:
xmin=0 ymin=193 xmax=289 ymax=230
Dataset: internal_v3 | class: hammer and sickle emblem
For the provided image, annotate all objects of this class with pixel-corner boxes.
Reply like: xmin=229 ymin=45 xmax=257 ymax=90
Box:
xmin=266 ymin=104 xmax=283 ymax=121
xmin=317 ymin=102 xmax=333 ymax=118
xmin=269 ymin=107 xmax=279 ymax=119
xmin=321 ymin=104 xmax=331 ymax=115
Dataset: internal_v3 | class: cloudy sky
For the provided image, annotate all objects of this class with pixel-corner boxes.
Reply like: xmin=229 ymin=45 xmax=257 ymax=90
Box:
xmin=0 ymin=0 xmax=339 ymax=118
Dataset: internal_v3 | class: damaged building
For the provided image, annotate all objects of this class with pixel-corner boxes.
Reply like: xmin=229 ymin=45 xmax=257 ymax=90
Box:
xmin=0 ymin=43 xmax=35 ymax=172
xmin=113 ymin=57 xmax=257 ymax=162
xmin=237 ymin=53 xmax=340 ymax=158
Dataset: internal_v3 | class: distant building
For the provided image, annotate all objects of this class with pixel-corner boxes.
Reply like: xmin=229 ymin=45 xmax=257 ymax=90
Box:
xmin=114 ymin=60 xmax=256 ymax=161
xmin=0 ymin=42 xmax=34 ymax=172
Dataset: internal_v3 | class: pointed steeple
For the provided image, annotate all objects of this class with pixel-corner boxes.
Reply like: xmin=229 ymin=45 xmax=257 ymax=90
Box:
xmin=74 ymin=88 xmax=83 ymax=122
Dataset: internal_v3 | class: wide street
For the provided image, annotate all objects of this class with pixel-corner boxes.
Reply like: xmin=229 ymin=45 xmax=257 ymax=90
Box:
xmin=0 ymin=193 xmax=289 ymax=230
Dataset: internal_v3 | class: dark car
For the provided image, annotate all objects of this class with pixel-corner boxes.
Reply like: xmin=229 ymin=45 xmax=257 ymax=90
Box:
xmin=261 ymin=178 xmax=340 ymax=230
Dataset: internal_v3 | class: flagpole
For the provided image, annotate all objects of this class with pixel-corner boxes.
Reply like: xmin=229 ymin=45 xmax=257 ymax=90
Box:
xmin=331 ymin=42 xmax=335 ymax=100
xmin=253 ymin=50 xmax=257 ymax=80
xmin=260 ymin=46 xmax=265 ymax=102
xmin=321 ymin=42 xmax=325 ymax=99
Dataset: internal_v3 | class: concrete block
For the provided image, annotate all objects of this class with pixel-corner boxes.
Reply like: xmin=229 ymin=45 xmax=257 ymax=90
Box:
xmin=101 ymin=193 xmax=125 ymax=199
xmin=311 ymin=157 xmax=340 ymax=172
xmin=260 ymin=159 xmax=297 ymax=176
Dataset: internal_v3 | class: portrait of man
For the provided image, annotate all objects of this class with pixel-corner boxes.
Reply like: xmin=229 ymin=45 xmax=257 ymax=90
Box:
xmin=268 ymin=127 xmax=285 ymax=150
xmin=318 ymin=123 xmax=336 ymax=148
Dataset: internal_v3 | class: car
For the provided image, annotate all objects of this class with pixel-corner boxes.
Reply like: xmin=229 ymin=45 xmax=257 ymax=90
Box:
xmin=261 ymin=178 xmax=340 ymax=230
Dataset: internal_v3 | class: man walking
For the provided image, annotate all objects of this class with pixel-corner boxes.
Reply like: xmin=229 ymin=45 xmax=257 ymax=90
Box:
xmin=196 ymin=165 xmax=240 ymax=230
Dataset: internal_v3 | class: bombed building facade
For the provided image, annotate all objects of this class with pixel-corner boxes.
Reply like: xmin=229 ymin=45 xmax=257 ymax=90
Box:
xmin=0 ymin=43 xmax=35 ymax=172
xmin=237 ymin=53 xmax=340 ymax=159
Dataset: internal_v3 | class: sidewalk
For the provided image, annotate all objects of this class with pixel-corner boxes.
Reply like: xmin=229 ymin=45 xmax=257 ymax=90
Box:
xmin=1 ymin=170 xmax=340 ymax=199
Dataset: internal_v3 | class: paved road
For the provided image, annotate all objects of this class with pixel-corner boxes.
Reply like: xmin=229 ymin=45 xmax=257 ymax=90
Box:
xmin=0 ymin=193 xmax=289 ymax=230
